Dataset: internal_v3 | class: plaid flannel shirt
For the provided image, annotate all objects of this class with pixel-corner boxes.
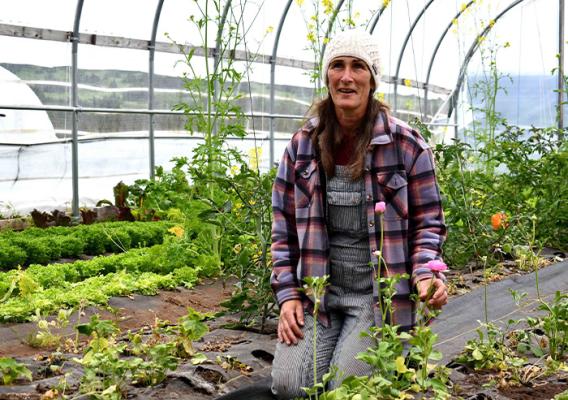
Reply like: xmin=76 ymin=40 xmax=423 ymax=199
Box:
xmin=270 ymin=113 xmax=447 ymax=331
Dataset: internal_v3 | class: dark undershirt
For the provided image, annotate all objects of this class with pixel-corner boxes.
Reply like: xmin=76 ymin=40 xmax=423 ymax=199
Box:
xmin=334 ymin=136 xmax=355 ymax=166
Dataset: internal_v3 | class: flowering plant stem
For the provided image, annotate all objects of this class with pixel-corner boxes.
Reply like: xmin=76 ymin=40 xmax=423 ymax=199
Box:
xmin=416 ymin=277 xmax=437 ymax=326
xmin=482 ymin=256 xmax=489 ymax=324
xmin=530 ymin=215 xmax=541 ymax=300
xmin=303 ymin=275 xmax=329 ymax=399
xmin=377 ymin=213 xmax=387 ymax=323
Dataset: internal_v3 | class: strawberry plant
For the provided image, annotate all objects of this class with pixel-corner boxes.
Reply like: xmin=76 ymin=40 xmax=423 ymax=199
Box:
xmin=0 ymin=357 xmax=32 ymax=385
xmin=455 ymin=322 xmax=526 ymax=372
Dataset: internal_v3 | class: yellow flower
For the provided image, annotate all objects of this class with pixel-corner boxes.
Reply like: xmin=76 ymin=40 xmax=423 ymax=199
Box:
xmin=452 ymin=18 xmax=458 ymax=26
xmin=322 ymin=0 xmax=334 ymax=15
xmin=376 ymin=92 xmax=385 ymax=102
xmin=460 ymin=2 xmax=468 ymax=12
xmin=307 ymin=31 xmax=316 ymax=44
xmin=168 ymin=226 xmax=185 ymax=238
xmin=403 ymin=79 xmax=412 ymax=87
xmin=504 ymin=41 xmax=511 ymax=48
xmin=383 ymin=0 xmax=391 ymax=7
xmin=295 ymin=0 xmax=304 ymax=6
xmin=395 ymin=356 xmax=408 ymax=373
xmin=230 ymin=165 xmax=239 ymax=176
xmin=477 ymin=35 xmax=486 ymax=44
xmin=489 ymin=19 xmax=495 ymax=28
xmin=265 ymin=25 xmax=274 ymax=34
xmin=248 ymin=147 xmax=263 ymax=170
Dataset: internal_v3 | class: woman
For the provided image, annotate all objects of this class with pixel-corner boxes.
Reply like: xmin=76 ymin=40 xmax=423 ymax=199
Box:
xmin=270 ymin=30 xmax=448 ymax=399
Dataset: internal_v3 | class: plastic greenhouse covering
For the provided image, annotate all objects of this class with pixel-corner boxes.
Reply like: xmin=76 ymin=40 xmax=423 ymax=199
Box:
xmin=0 ymin=0 xmax=566 ymax=216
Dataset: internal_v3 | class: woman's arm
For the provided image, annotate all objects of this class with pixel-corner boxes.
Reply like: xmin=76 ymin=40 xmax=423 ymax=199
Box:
xmin=271 ymin=141 xmax=302 ymax=307
xmin=407 ymin=145 xmax=447 ymax=288
xmin=271 ymin=141 xmax=308 ymax=345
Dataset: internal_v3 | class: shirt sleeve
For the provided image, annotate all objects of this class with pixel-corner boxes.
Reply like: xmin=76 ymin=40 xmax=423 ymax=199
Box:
xmin=407 ymin=144 xmax=447 ymax=286
xmin=270 ymin=140 xmax=302 ymax=305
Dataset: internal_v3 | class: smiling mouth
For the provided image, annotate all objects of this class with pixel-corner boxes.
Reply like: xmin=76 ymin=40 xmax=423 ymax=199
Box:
xmin=337 ymin=88 xmax=357 ymax=94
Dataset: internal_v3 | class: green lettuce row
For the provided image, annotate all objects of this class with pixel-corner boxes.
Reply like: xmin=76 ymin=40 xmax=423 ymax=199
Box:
xmin=0 ymin=267 xmax=199 ymax=322
xmin=0 ymin=238 xmax=205 ymax=297
xmin=0 ymin=221 xmax=172 ymax=270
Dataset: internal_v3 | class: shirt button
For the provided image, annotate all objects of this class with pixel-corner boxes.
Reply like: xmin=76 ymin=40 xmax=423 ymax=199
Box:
xmin=369 ymin=221 xmax=375 ymax=227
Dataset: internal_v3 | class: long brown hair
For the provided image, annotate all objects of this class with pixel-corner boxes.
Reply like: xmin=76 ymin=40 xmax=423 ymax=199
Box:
xmin=309 ymin=94 xmax=389 ymax=180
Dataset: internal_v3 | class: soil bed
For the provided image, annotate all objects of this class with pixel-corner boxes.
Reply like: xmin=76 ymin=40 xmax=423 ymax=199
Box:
xmin=0 ymin=278 xmax=237 ymax=358
xmin=0 ymin=258 xmax=566 ymax=399
xmin=448 ymin=364 xmax=568 ymax=399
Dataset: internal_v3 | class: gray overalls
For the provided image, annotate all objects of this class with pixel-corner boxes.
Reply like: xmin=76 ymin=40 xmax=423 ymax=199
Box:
xmin=271 ymin=165 xmax=375 ymax=399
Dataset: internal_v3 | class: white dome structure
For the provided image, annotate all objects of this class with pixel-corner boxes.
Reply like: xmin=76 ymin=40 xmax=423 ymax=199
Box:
xmin=0 ymin=66 xmax=56 ymax=144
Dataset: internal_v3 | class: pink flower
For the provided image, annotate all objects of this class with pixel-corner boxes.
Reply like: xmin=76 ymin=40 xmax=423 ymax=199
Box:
xmin=426 ymin=259 xmax=448 ymax=272
xmin=374 ymin=201 xmax=386 ymax=214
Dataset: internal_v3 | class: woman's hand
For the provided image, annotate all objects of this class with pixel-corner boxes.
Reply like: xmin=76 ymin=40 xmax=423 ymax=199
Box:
xmin=416 ymin=278 xmax=448 ymax=309
xmin=278 ymin=299 xmax=305 ymax=345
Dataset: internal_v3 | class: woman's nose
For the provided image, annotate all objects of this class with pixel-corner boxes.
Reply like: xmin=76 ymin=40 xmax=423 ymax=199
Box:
xmin=340 ymin=68 xmax=354 ymax=82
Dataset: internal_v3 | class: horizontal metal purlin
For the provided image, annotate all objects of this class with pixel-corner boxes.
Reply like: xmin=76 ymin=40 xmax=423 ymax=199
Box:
xmin=0 ymin=104 xmax=443 ymax=121
xmin=0 ymin=23 xmax=314 ymax=70
xmin=0 ymin=103 xmax=306 ymax=120
xmin=0 ymin=134 xmax=295 ymax=148
xmin=0 ymin=23 xmax=452 ymax=96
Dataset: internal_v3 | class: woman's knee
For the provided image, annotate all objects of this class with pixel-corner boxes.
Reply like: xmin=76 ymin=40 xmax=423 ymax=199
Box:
xmin=271 ymin=367 xmax=308 ymax=399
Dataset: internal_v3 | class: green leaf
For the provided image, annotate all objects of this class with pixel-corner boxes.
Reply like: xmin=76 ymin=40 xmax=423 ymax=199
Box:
xmin=429 ymin=350 xmax=443 ymax=361
xmin=472 ymin=348 xmax=483 ymax=361
xmin=530 ymin=344 xmax=545 ymax=357
xmin=191 ymin=353 xmax=208 ymax=365
xmin=0 ymin=357 xmax=32 ymax=385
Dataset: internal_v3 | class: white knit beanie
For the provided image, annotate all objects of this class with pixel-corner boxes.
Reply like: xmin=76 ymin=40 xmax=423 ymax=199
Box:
xmin=321 ymin=29 xmax=381 ymax=92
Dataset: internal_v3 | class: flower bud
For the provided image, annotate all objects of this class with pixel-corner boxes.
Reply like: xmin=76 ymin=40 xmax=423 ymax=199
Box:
xmin=374 ymin=201 xmax=386 ymax=214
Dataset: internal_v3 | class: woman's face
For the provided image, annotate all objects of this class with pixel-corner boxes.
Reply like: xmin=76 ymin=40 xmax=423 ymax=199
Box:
xmin=327 ymin=56 xmax=373 ymax=117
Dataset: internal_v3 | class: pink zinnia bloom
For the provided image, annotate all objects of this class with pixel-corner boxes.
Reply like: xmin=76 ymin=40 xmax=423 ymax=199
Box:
xmin=374 ymin=201 xmax=386 ymax=214
xmin=426 ymin=259 xmax=448 ymax=272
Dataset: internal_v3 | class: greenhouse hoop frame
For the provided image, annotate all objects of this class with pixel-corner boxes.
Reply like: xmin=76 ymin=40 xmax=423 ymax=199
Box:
xmin=0 ymin=0 xmax=565 ymax=218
